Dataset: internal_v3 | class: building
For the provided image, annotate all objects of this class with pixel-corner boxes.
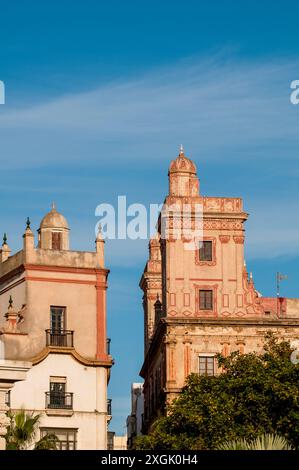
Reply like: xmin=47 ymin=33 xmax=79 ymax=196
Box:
xmin=139 ymin=147 xmax=299 ymax=432
xmin=126 ymin=383 xmax=144 ymax=448
xmin=0 ymin=348 xmax=31 ymax=450
xmin=0 ymin=205 xmax=113 ymax=449
xmin=107 ymin=433 xmax=127 ymax=451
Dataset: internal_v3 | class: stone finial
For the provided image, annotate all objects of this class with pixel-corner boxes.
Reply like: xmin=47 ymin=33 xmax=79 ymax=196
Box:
xmin=4 ymin=296 xmax=19 ymax=332
xmin=95 ymin=223 xmax=105 ymax=267
xmin=51 ymin=202 xmax=56 ymax=211
xmin=23 ymin=216 xmax=34 ymax=257
xmin=0 ymin=234 xmax=11 ymax=262
xmin=96 ymin=223 xmax=104 ymax=241
xmin=179 ymin=144 xmax=184 ymax=156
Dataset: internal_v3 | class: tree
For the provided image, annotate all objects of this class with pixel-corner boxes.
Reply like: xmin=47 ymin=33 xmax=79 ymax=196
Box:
xmin=135 ymin=333 xmax=299 ymax=450
xmin=5 ymin=409 xmax=58 ymax=450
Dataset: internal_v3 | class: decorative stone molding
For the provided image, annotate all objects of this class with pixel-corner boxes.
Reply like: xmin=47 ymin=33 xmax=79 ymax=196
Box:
xmin=30 ymin=346 xmax=113 ymax=368
xmin=233 ymin=236 xmax=245 ymax=244
xmin=204 ymin=220 xmax=243 ymax=231
xmin=219 ymin=235 xmax=231 ymax=244
xmin=203 ymin=197 xmax=243 ymax=213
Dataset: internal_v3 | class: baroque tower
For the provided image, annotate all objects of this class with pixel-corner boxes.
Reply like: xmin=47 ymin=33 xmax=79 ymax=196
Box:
xmin=140 ymin=148 xmax=299 ymax=431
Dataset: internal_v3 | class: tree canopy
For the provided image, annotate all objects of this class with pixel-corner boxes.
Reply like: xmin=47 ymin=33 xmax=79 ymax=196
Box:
xmin=5 ymin=409 xmax=58 ymax=450
xmin=136 ymin=333 xmax=299 ymax=450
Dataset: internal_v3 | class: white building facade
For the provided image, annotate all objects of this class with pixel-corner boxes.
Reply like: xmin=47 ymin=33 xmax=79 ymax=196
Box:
xmin=127 ymin=383 xmax=144 ymax=448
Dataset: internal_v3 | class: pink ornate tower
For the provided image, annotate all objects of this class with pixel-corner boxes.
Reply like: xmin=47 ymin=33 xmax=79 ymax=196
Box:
xmin=140 ymin=147 xmax=299 ymax=431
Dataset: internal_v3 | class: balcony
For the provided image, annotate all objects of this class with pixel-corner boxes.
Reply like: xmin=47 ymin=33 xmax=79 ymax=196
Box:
xmin=106 ymin=338 xmax=111 ymax=355
xmin=5 ymin=390 xmax=11 ymax=408
xmin=107 ymin=398 xmax=112 ymax=416
xmin=45 ymin=392 xmax=73 ymax=410
xmin=46 ymin=330 xmax=74 ymax=348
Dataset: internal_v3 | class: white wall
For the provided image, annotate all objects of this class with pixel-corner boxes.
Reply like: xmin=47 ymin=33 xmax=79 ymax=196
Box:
xmin=10 ymin=353 xmax=108 ymax=449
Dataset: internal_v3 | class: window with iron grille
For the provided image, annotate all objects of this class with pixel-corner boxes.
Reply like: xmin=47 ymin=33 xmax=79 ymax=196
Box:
xmin=199 ymin=290 xmax=213 ymax=310
xmin=199 ymin=356 xmax=215 ymax=376
xmin=46 ymin=377 xmax=73 ymax=410
xmin=40 ymin=428 xmax=77 ymax=450
xmin=199 ymin=241 xmax=213 ymax=261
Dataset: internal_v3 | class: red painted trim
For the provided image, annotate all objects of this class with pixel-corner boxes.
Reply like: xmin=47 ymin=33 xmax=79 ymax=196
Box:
xmin=0 ymin=332 xmax=27 ymax=336
xmin=0 ymin=277 xmax=25 ymax=295
xmin=0 ymin=263 xmax=109 ymax=284
xmin=222 ymin=294 xmax=229 ymax=308
xmin=95 ymin=272 xmax=108 ymax=361
xmin=0 ymin=265 xmax=25 ymax=284
xmin=25 ymin=263 xmax=109 ymax=275
xmin=184 ymin=293 xmax=190 ymax=307
xmin=25 ymin=276 xmax=96 ymax=286
xmin=237 ymin=294 xmax=244 ymax=308
xmin=169 ymin=293 xmax=176 ymax=306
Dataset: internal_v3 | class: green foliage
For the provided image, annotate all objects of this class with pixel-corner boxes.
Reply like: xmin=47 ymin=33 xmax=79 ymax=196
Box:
xmin=217 ymin=434 xmax=292 ymax=450
xmin=136 ymin=333 xmax=299 ymax=450
xmin=5 ymin=409 xmax=59 ymax=450
xmin=34 ymin=433 xmax=59 ymax=450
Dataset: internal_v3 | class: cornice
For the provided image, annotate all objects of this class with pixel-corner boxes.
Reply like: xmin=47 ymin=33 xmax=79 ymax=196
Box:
xmin=30 ymin=346 xmax=114 ymax=368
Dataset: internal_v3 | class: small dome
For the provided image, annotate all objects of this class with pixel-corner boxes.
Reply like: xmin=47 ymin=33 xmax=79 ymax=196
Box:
xmin=40 ymin=204 xmax=69 ymax=230
xmin=169 ymin=146 xmax=197 ymax=175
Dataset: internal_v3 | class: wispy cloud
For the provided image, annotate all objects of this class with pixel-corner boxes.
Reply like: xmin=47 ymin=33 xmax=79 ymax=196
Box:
xmin=1 ymin=53 xmax=299 ymax=263
xmin=1 ymin=53 xmax=299 ymax=170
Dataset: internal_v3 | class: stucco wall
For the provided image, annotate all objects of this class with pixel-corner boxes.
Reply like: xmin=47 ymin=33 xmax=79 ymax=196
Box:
xmin=0 ymin=273 xmax=26 ymax=328
xmin=23 ymin=271 xmax=97 ymax=358
xmin=10 ymin=353 xmax=108 ymax=449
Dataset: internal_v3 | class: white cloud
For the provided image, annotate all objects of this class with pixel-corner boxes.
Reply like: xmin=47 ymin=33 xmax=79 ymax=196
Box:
xmin=1 ymin=54 xmax=299 ymax=169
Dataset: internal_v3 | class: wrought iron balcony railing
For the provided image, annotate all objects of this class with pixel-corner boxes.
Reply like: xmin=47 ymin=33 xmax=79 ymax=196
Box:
xmin=107 ymin=398 xmax=112 ymax=416
xmin=5 ymin=391 xmax=11 ymax=408
xmin=46 ymin=330 xmax=74 ymax=348
xmin=45 ymin=392 xmax=73 ymax=410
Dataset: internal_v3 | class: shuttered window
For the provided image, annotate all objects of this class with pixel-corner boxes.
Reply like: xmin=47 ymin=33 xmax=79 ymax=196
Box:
xmin=199 ymin=290 xmax=213 ymax=310
xmin=52 ymin=232 xmax=62 ymax=250
xmin=199 ymin=356 xmax=215 ymax=376
xmin=199 ymin=241 xmax=213 ymax=261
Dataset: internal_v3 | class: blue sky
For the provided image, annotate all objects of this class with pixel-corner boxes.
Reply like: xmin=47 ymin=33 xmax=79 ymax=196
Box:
xmin=1 ymin=1 xmax=299 ymax=434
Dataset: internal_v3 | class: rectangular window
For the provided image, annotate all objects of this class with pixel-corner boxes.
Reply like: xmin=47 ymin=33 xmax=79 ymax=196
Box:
xmin=199 ymin=356 xmax=215 ymax=376
xmin=199 ymin=240 xmax=213 ymax=261
xmin=199 ymin=290 xmax=213 ymax=310
xmin=40 ymin=428 xmax=77 ymax=450
xmin=46 ymin=377 xmax=73 ymax=410
xmin=49 ymin=380 xmax=66 ymax=408
xmin=50 ymin=306 xmax=66 ymax=333
xmin=52 ymin=232 xmax=62 ymax=250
